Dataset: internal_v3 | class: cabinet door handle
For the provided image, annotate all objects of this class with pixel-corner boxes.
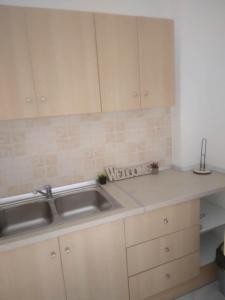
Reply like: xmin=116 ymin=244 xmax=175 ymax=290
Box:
xmin=25 ymin=97 xmax=32 ymax=103
xmin=40 ymin=96 xmax=47 ymax=102
xmin=65 ymin=247 xmax=71 ymax=254
xmin=50 ymin=251 xmax=57 ymax=258
xmin=163 ymin=217 xmax=169 ymax=224
xmin=165 ymin=247 xmax=170 ymax=252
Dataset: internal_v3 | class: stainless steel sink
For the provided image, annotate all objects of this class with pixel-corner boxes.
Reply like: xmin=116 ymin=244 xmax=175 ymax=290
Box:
xmin=0 ymin=185 xmax=122 ymax=238
xmin=54 ymin=188 xmax=121 ymax=220
xmin=0 ymin=201 xmax=53 ymax=237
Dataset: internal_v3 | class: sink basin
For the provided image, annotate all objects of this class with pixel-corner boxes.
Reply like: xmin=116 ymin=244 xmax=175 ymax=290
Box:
xmin=0 ymin=201 xmax=53 ymax=237
xmin=54 ymin=188 xmax=121 ymax=220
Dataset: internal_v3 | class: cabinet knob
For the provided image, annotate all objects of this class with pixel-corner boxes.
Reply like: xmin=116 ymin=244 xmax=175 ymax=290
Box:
xmin=163 ymin=217 xmax=169 ymax=224
xmin=25 ymin=97 xmax=32 ymax=103
xmin=132 ymin=92 xmax=138 ymax=98
xmin=165 ymin=273 xmax=171 ymax=279
xmin=144 ymin=91 xmax=149 ymax=97
xmin=40 ymin=96 xmax=47 ymax=102
xmin=65 ymin=247 xmax=71 ymax=254
xmin=50 ymin=251 xmax=56 ymax=258
xmin=165 ymin=247 xmax=170 ymax=252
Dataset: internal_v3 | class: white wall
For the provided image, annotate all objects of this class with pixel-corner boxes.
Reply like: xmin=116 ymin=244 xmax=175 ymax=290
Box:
xmin=172 ymin=0 xmax=225 ymax=169
xmin=1 ymin=0 xmax=225 ymax=170
xmin=0 ymin=0 xmax=175 ymax=18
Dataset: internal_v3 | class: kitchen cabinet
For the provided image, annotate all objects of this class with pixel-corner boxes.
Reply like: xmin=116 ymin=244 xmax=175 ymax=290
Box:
xmin=129 ymin=253 xmax=199 ymax=300
xmin=0 ymin=6 xmax=37 ymax=120
xmin=138 ymin=17 xmax=175 ymax=108
xmin=95 ymin=14 xmax=175 ymax=112
xmin=0 ymin=6 xmax=101 ymax=120
xmin=59 ymin=220 xmax=129 ymax=300
xmin=95 ymin=13 xmax=140 ymax=112
xmin=125 ymin=199 xmax=199 ymax=247
xmin=0 ymin=238 xmax=66 ymax=300
xmin=125 ymin=200 xmax=200 ymax=299
xmin=26 ymin=8 xmax=101 ymax=116
xmin=127 ymin=226 xmax=199 ymax=276
xmin=0 ymin=6 xmax=175 ymax=120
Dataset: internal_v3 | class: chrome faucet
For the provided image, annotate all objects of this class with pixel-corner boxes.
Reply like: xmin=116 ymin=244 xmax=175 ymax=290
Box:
xmin=34 ymin=185 xmax=53 ymax=199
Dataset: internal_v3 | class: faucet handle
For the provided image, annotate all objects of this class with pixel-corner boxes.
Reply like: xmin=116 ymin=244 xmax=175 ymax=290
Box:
xmin=44 ymin=185 xmax=53 ymax=198
xmin=44 ymin=184 xmax=52 ymax=191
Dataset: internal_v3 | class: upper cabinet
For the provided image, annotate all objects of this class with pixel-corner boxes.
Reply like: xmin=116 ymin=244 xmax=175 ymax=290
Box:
xmin=26 ymin=9 xmax=101 ymax=116
xmin=95 ymin=14 xmax=140 ymax=112
xmin=0 ymin=6 xmax=37 ymax=120
xmin=0 ymin=6 xmax=175 ymax=120
xmin=138 ymin=18 xmax=175 ymax=108
xmin=95 ymin=14 xmax=175 ymax=112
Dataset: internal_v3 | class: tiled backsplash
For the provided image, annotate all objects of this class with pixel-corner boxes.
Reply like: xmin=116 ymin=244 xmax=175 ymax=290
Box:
xmin=0 ymin=108 xmax=172 ymax=197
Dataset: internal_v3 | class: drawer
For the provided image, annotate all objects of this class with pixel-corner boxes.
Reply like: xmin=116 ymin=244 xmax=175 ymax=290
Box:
xmin=125 ymin=199 xmax=199 ymax=247
xmin=129 ymin=252 xmax=199 ymax=300
xmin=127 ymin=226 xmax=199 ymax=276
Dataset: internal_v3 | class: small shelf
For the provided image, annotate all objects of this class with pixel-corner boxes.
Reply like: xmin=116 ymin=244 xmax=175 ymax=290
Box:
xmin=200 ymin=231 xmax=222 ymax=266
xmin=200 ymin=200 xmax=225 ymax=233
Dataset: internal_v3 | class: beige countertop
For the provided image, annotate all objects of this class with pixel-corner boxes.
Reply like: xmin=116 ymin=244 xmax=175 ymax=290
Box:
xmin=115 ymin=169 xmax=225 ymax=212
xmin=1 ymin=168 xmax=225 ymax=251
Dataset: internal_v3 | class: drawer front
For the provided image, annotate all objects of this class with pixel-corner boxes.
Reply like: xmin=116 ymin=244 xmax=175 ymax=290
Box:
xmin=127 ymin=226 xmax=199 ymax=276
xmin=125 ymin=199 xmax=199 ymax=247
xmin=129 ymin=252 xmax=199 ymax=300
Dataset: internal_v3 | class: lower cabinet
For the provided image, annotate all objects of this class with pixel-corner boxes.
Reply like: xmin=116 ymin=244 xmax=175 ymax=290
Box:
xmin=0 ymin=220 xmax=129 ymax=300
xmin=0 ymin=238 xmax=66 ymax=300
xmin=129 ymin=252 xmax=199 ymax=300
xmin=0 ymin=207 xmax=200 ymax=300
xmin=59 ymin=220 xmax=129 ymax=300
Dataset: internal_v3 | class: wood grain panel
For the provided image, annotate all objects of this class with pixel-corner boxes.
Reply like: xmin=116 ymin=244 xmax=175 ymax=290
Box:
xmin=127 ymin=226 xmax=199 ymax=276
xmin=59 ymin=220 xmax=129 ymax=300
xmin=95 ymin=13 xmax=140 ymax=112
xmin=129 ymin=253 xmax=199 ymax=300
xmin=125 ymin=200 xmax=200 ymax=247
xmin=0 ymin=6 xmax=37 ymax=120
xmin=138 ymin=17 xmax=175 ymax=108
xmin=26 ymin=8 xmax=101 ymax=116
xmin=0 ymin=238 xmax=66 ymax=300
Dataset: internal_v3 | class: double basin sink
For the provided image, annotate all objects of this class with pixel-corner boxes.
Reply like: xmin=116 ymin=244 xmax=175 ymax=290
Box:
xmin=0 ymin=186 xmax=121 ymax=238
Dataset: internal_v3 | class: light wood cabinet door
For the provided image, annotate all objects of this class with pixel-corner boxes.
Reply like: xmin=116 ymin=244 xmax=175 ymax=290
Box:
xmin=127 ymin=226 xmax=199 ymax=276
xmin=125 ymin=200 xmax=199 ymax=247
xmin=129 ymin=252 xmax=199 ymax=300
xmin=0 ymin=239 xmax=66 ymax=300
xmin=95 ymin=13 xmax=140 ymax=112
xmin=59 ymin=220 xmax=129 ymax=300
xmin=138 ymin=17 xmax=175 ymax=108
xmin=0 ymin=6 xmax=37 ymax=120
xmin=26 ymin=8 xmax=101 ymax=116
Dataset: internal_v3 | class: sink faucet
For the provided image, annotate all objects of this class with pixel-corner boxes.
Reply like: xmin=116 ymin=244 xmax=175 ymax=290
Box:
xmin=34 ymin=185 xmax=53 ymax=199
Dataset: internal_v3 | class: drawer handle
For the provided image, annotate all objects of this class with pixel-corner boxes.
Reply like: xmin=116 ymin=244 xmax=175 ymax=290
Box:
xmin=40 ymin=96 xmax=47 ymax=102
xmin=165 ymin=273 xmax=171 ymax=279
xmin=65 ymin=247 xmax=71 ymax=254
xmin=165 ymin=247 xmax=170 ymax=252
xmin=25 ymin=97 xmax=32 ymax=103
xmin=50 ymin=251 xmax=56 ymax=258
xmin=163 ymin=218 xmax=169 ymax=224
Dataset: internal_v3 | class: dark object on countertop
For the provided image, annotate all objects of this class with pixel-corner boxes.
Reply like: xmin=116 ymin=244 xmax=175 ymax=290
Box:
xmin=151 ymin=161 xmax=159 ymax=175
xmin=193 ymin=138 xmax=211 ymax=175
xmin=97 ymin=173 xmax=107 ymax=185
xmin=215 ymin=242 xmax=225 ymax=296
